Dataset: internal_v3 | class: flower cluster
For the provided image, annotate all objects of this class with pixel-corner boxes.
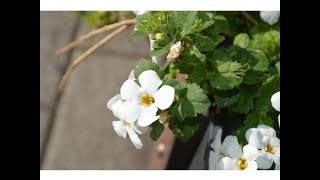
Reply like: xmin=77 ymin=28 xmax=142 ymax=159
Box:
xmin=209 ymin=124 xmax=280 ymax=170
xmin=107 ymin=70 xmax=175 ymax=149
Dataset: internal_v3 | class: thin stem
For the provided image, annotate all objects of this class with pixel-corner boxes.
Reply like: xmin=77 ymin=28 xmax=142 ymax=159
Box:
xmin=56 ymin=18 xmax=135 ymax=57
xmin=241 ymin=11 xmax=258 ymax=25
xmin=58 ymin=25 xmax=130 ymax=92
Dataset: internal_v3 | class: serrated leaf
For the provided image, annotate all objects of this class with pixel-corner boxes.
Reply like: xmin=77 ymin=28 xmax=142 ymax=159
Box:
xmin=171 ymin=82 xmax=211 ymax=121
xmin=171 ymin=11 xmax=198 ymax=38
xmin=150 ymin=121 xmax=164 ymax=141
xmin=169 ymin=116 xmax=200 ymax=142
xmin=134 ymin=59 xmax=160 ymax=79
xmin=252 ymin=52 xmax=269 ymax=72
xmin=208 ymin=61 xmax=245 ymax=90
xmin=255 ymin=75 xmax=280 ymax=111
xmin=232 ymin=92 xmax=254 ymax=114
xmin=163 ymin=79 xmax=180 ymax=91
xmin=234 ymin=33 xmax=250 ymax=49
xmin=214 ymin=93 xmax=239 ymax=108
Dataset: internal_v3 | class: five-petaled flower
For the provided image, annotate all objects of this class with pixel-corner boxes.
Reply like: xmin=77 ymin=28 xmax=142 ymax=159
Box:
xmin=119 ymin=70 xmax=175 ymax=127
xmin=209 ymin=127 xmax=248 ymax=170
xmin=246 ymin=124 xmax=280 ymax=170
xmin=271 ymin=91 xmax=280 ymax=127
xmin=218 ymin=137 xmax=259 ymax=170
xmin=107 ymin=94 xmax=148 ymax=149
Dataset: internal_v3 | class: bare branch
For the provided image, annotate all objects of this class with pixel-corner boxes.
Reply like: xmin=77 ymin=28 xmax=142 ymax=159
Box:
xmin=58 ymin=25 xmax=129 ymax=92
xmin=56 ymin=18 xmax=135 ymax=56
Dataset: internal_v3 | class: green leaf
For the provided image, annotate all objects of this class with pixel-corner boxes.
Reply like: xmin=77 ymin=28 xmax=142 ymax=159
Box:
xmin=192 ymin=12 xmax=215 ymax=33
xmin=190 ymin=45 xmax=206 ymax=63
xmin=237 ymin=111 xmax=274 ymax=146
xmin=249 ymin=30 xmax=280 ymax=62
xmin=208 ymin=48 xmax=232 ymax=63
xmin=134 ymin=59 xmax=160 ymax=79
xmin=169 ymin=116 xmax=200 ymax=142
xmin=150 ymin=43 xmax=171 ymax=56
xmin=177 ymin=54 xmax=206 ymax=84
xmin=192 ymin=34 xmax=216 ymax=52
xmin=214 ymin=91 xmax=240 ymax=108
xmin=234 ymin=33 xmax=250 ymax=49
xmin=275 ymin=62 xmax=280 ymax=76
xmin=150 ymin=121 xmax=164 ymax=141
xmin=171 ymin=11 xmax=198 ymax=37
xmin=251 ymin=52 xmax=270 ymax=72
xmin=255 ymin=75 xmax=280 ymax=111
xmin=232 ymin=92 xmax=255 ymax=114
xmin=163 ymin=79 xmax=180 ymax=91
xmin=171 ymin=82 xmax=211 ymax=121
xmin=207 ymin=15 xmax=229 ymax=35
xmin=208 ymin=61 xmax=246 ymax=90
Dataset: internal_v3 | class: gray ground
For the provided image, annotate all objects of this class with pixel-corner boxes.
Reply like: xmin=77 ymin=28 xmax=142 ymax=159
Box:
xmin=40 ymin=12 xmax=155 ymax=169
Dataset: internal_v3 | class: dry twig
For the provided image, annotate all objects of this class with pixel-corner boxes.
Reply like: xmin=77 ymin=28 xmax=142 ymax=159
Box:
xmin=58 ymin=25 xmax=130 ymax=92
xmin=56 ymin=18 xmax=135 ymax=56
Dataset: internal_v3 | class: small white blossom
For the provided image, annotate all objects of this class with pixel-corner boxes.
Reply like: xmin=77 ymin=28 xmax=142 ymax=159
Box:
xmin=260 ymin=11 xmax=280 ymax=25
xmin=271 ymin=91 xmax=280 ymax=126
xmin=246 ymin=125 xmax=280 ymax=169
xmin=119 ymin=70 xmax=175 ymax=127
xmin=218 ymin=140 xmax=259 ymax=170
xmin=167 ymin=41 xmax=183 ymax=62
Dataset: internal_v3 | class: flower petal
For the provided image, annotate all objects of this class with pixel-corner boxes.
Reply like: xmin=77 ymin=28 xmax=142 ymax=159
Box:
xmin=138 ymin=70 xmax=162 ymax=96
xmin=138 ymin=105 xmax=160 ymax=127
xmin=274 ymin=148 xmax=280 ymax=165
xmin=245 ymin=128 xmax=264 ymax=149
xmin=257 ymin=124 xmax=276 ymax=138
xmin=271 ymin=91 xmax=280 ymax=112
xmin=245 ymin=161 xmax=258 ymax=170
xmin=243 ymin=145 xmax=259 ymax=161
xmin=260 ymin=11 xmax=280 ymax=25
xmin=154 ymin=85 xmax=175 ymax=110
xmin=107 ymin=94 xmax=122 ymax=110
xmin=219 ymin=157 xmax=237 ymax=170
xmin=128 ymin=70 xmax=136 ymax=80
xmin=211 ymin=127 xmax=222 ymax=152
xmin=209 ymin=151 xmax=222 ymax=170
xmin=112 ymin=121 xmax=127 ymax=139
xmin=256 ymin=154 xmax=273 ymax=169
xmin=118 ymin=101 xmax=142 ymax=123
xmin=133 ymin=121 xmax=149 ymax=134
xmin=278 ymin=114 xmax=280 ymax=127
xmin=126 ymin=128 xmax=143 ymax=149
xmin=275 ymin=163 xmax=280 ymax=170
xmin=120 ymin=80 xmax=141 ymax=101
xmin=221 ymin=136 xmax=242 ymax=159
xmin=110 ymin=100 xmax=123 ymax=118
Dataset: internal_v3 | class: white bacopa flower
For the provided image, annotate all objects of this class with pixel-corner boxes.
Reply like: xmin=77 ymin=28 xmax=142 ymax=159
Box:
xmin=107 ymin=93 xmax=148 ymax=149
xmin=209 ymin=128 xmax=245 ymax=170
xmin=246 ymin=124 xmax=280 ymax=169
xmin=120 ymin=70 xmax=175 ymax=127
xmin=219 ymin=143 xmax=259 ymax=170
xmin=260 ymin=11 xmax=280 ymax=25
xmin=167 ymin=41 xmax=183 ymax=62
xmin=271 ymin=91 xmax=280 ymax=126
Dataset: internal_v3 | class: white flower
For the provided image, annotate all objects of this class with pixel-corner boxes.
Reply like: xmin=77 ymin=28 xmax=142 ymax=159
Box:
xmin=209 ymin=128 xmax=246 ymax=170
xmin=167 ymin=41 xmax=183 ymax=62
xmin=271 ymin=91 xmax=280 ymax=126
xmin=112 ymin=120 xmax=148 ymax=149
xmin=107 ymin=92 xmax=148 ymax=149
xmin=120 ymin=70 xmax=175 ymax=127
xmin=260 ymin=11 xmax=280 ymax=25
xmin=246 ymin=125 xmax=280 ymax=169
xmin=218 ymin=140 xmax=259 ymax=170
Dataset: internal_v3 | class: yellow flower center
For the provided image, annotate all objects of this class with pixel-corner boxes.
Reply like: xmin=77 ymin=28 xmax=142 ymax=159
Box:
xmin=237 ymin=159 xmax=248 ymax=170
xmin=265 ymin=144 xmax=276 ymax=154
xmin=141 ymin=94 xmax=154 ymax=106
xmin=124 ymin=122 xmax=132 ymax=128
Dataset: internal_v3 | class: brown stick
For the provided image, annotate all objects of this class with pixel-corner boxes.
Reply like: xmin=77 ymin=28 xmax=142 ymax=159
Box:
xmin=241 ymin=11 xmax=258 ymax=25
xmin=56 ymin=18 xmax=135 ymax=56
xmin=58 ymin=25 xmax=129 ymax=92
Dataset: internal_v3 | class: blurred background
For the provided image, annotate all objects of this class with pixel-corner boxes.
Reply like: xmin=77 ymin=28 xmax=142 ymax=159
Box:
xmin=40 ymin=11 xmax=161 ymax=169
